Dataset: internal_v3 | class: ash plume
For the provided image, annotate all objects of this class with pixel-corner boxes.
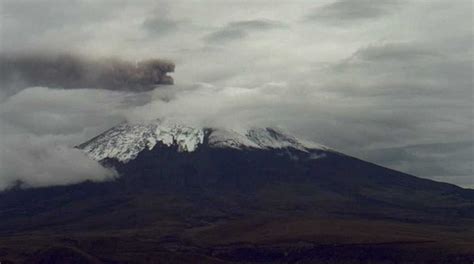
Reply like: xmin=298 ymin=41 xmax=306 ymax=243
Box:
xmin=0 ymin=53 xmax=175 ymax=93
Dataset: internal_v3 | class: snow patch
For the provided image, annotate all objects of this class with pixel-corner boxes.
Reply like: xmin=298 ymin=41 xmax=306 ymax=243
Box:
xmin=80 ymin=120 xmax=204 ymax=162
xmin=309 ymin=153 xmax=327 ymax=160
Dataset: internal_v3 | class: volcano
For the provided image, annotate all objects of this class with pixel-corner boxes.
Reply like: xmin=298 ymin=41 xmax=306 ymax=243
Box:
xmin=1 ymin=119 xmax=473 ymax=263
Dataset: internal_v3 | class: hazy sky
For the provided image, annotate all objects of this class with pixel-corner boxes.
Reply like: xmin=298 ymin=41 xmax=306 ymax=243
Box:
xmin=0 ymin=0 xmax=472 ymax=188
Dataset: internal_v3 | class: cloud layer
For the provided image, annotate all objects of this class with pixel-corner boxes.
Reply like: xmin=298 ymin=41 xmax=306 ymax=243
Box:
xmin=205 ymin=19 xmax=285 ymax=43
xmin=306 ymin=0 xmax=401 ymax=24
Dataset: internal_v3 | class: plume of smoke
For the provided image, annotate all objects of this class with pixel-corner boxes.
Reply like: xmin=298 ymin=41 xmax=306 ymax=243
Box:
xmin=0 ymin=53 xmax=175 ymax=95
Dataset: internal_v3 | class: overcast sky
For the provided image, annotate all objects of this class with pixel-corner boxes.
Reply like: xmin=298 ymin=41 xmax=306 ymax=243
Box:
xmin=0 ymin=0 xmax=472 ymax=188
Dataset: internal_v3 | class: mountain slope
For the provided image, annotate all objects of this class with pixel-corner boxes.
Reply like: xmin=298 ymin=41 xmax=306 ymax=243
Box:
xmin=76 ymin=119 xmax=473 ymax=213
xmin=0 ymin=119 xmax=473 ymax=263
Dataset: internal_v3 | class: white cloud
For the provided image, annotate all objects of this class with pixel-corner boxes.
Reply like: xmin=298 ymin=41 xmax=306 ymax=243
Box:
xmin=0 ymin=133 xmax=116 ymax=189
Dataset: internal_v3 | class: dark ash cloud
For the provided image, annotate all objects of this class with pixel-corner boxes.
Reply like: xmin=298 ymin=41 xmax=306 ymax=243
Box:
xmin=205 ymin=19 xmax=284 ymax=43
xmin=306 ymin=0 xmax=401 ymax=24
xmin=0 ymin=53 xmax=175 ymax=94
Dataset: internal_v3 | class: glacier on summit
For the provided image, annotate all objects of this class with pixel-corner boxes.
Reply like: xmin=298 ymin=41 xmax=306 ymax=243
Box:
xmin=79 ymin=119 xmax=329 ymax=163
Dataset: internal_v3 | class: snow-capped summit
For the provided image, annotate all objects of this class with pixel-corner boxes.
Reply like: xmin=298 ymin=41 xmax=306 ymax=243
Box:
xmin=78 ymin=119 xmax=329 ymax=163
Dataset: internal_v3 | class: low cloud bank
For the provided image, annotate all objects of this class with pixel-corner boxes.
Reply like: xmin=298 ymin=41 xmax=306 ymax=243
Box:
xmin=0 ymin=134 xmax=116 ymax=190
xmin=0 ymin=87 xmax=129 ymax=190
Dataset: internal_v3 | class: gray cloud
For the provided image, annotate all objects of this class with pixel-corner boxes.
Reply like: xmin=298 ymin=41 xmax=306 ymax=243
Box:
xmin=310 ymin=39 xmax=472 ymax=158
xmin=229 ymin=20 xmax=284 ymax=31
xmin=0 ymin=87 xmax=127 ymax=135
xmin=306 ymin=0 xmax=401 ymax=24
xmin=142 ymin=17 xmax=183 ymax=36
xmin=328 ymin=41 xmax=472 ymax=98
xmin=351 ymin=42 xmax=439 ymax=62
xmin=0 ymin=0 xmax=122 ymax=53
xmin=205 ymin=19 xmax=284 ymax=43
xmin=205 ymin=29 xmax=247 ymax=43
xmin=359 ymin=142 xmax=474 ymax=188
